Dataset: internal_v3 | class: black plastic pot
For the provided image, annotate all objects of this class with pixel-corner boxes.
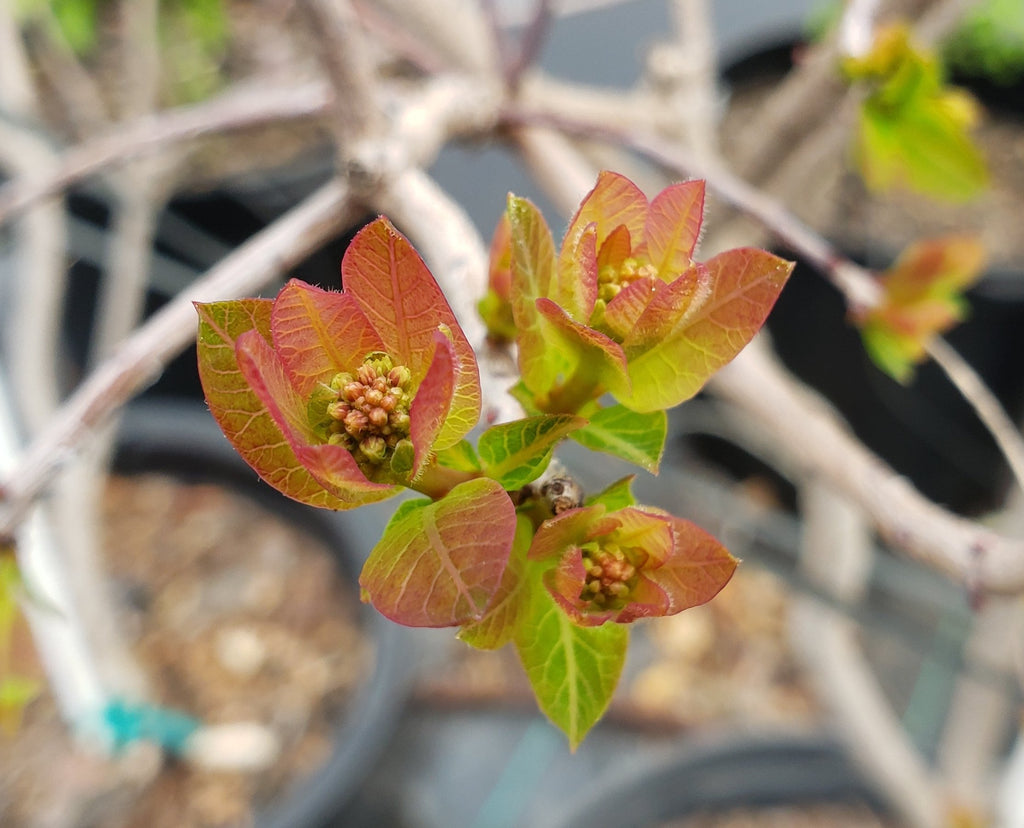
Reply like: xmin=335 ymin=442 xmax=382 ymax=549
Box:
xmin=113 ymin=400 xmax=416 ymax=828
xmin=547 ymin=730 xmax=892 ymax=828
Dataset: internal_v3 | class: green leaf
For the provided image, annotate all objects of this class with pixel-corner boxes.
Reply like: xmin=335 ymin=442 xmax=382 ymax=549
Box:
xmin=570 ymin=405 xmax=667 ymax=473
xmin=861 ymin=321 xmax=915 ymax=383
xmin=435 ymin=440 xmax=481 ymax=472
xmin=507 ymin=195 xmax=573 ymax=396
xmin=846 ymin=24 xmax=989 ymax=202
xmin=458 ymin=515 xmax=534 ymax=650
xmin=478 ymin=414 xmax=586 ymax=489
xmin=359 ymin=479 xmax=516 ymax=627
xmin=585 ymin=476 xmax=638 ymax=511
xmin=620 ymin=248 xmax=793 ymax=412
xmin=196 ymin=301 xmax=366 ymax=509
xmin=514 ymin=568 xmax=628 ymax=749
xmin=857 ymin=95 xmax=988 ymax=202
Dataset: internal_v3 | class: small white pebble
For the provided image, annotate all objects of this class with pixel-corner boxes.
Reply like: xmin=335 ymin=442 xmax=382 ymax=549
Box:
xmin=183 ymin=722 xmax=280 ymax=772
xmin=215 ymin=626 xmax=267 ymax=677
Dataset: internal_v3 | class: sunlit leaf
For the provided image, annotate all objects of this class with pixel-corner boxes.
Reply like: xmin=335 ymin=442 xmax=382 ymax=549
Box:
xmin=359 ymin=479 xmax=516 ymax=627
xmin=570 ymin=404 xmax=667 ymax=472
xmin=270 ymin=280 xmax=383 ymax=398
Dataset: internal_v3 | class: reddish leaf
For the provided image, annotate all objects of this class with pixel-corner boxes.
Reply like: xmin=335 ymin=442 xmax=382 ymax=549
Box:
xmin=410 ymin=331 xmax=457 ymax=474
xmin=860 ymin=235 xmax=986 ymax=381
xmin=645 ymin=179 xmax=705 ymax=279
xmin=620 ymin=248 xmax=793 ymax=412
xmin=196 ymin=300 xmax=373 ymax=509
xmin=342 ymin=217 xmax=480 ymax=447
xmin=617 ymin=265 xmax=711 ymax=353
xmin=559 ymin=171 xmax=647 ymax=280
xmin=359 ymin=479 xmax=517 ymax=627
xmin=458 ymin=515 xmax=533 ymax=650
xmin=237 ymin=331 xmax=395 ymax=504
xmin=647 ymin=515 xmax=738 ymax=613
xmin=558 ymin=222 xmax=598 ymax=322
xmin=270 ymin=280 xmax=383 ymax=397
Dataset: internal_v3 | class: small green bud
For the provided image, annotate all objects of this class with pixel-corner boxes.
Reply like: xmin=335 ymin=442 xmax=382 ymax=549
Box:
xmin=360 ymin=435 xmax=388 ymax=463
xmin=390 ymin=439 xmax=415 ymax=476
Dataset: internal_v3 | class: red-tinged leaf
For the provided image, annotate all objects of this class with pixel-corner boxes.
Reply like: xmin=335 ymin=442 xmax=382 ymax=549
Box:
xmin=645 ymin=179 xmax=705 ymax=279
xmin=507 ymin=195 xmax=572 ymax=395
xmin=296 ymin=442 xmax=398 ymax=501
xmin=236 ymin=330 xmax=320 ymax=446
xmin=487 ymin=213 xmax=513 ymax=302
xmin=458 ymin=515 xmax=533 ymax=650
xmin=859 ymin=235 xmax=986 ymax=382
xmin=528 ymin=505 xmax=608 ymax=561
xmin=619 ymin=248 xmax=793 ymax=412
xmin=479 ymin=214 xmax=517 ymax=341
xmin=649 ymin=516 xmax=738 ymax=614
xmin=196 ymin=301 xmax=361 ymax=509
xmin=557 ymin=222 xmax=598 ymax=322
xmin=607 ymin=508 xmax=674 ymax=563
xmin=237 ymin=332 xmax=395 ymax=505
xmin=477 ymin=414 xmax=586 ymax=489
xmin=359 ymin=479 xmax=517 ymax=627
xmin=620 ymin=264 xmax=711 ymax=353
xmin=342 ymin=217 xmax=480 ymax=442
xmin=599 ymin=276 xmax=656 ymax=342
xmin=535 ymin=298 xmax=631 ymax=404
xmin=410 ymin=331 xmax=457 ymax=473
xmin=596 ymin=223 xmax=633 ymax=274
xmin=880 ymin=235 xmax=986 ymax=305
xmin=514 ymin=566 xmax=629 ymax=750
xmin=559 ymin=171 xmax=647 ymax=280
xmin=270 ymin=280 xmax=383 ymax=397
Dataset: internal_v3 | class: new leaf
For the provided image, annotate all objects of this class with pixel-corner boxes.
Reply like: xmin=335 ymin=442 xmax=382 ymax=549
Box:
xmin=359 ymin=479 xmax=517 ymax=627
xmin=479 ymin=414 xmax=587 ymax=489
xmin=514 ymin=565 xmax=629 ymax=750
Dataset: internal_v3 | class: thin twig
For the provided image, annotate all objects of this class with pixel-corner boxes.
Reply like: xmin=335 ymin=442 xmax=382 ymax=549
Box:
xmin=0 ymin=80 xmax=332 ymax=226
xmin=925 ymin=337 xmax=1024 ymax=496
xmin=298 ymin=0 xmax=383 ymax=151
xmin=507 ymin=0 xmax=553 ymax=92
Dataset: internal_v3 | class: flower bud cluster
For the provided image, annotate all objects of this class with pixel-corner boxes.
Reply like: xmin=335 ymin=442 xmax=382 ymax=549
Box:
xmin=326 ymin=353 xmax=413 ymax=466
xmin=579 ymin=541 xmax=639 ymax=609
xmin=591 ymin=256 xmax=658 ymax=331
